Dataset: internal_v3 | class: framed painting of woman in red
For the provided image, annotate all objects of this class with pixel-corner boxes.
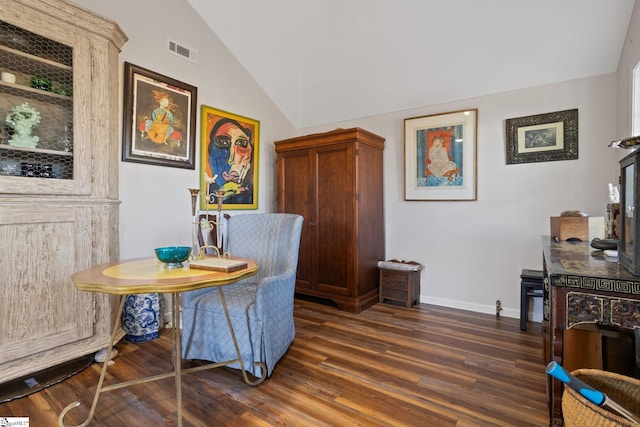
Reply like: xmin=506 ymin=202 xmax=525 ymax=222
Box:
xmin=404 ymin=109 xmax=477 ymax=201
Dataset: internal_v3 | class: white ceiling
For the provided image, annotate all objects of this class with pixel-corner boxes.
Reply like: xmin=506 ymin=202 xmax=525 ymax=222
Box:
xmin=188 ymin=0 xmax=636 ymax=129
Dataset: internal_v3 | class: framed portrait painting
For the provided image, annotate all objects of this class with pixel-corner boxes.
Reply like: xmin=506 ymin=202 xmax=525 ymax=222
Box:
xmin=505 ymin=109 xmax=578 ymax=165
xmin=200 ymin=105 xmax=260 ymax=210
xmin=404 ymin=109 xmax=478 ymax=201
xmin=122 ymin=62 xmax=197 ymax=169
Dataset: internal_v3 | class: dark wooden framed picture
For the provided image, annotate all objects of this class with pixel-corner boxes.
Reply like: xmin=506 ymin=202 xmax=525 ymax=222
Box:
xmin=121 ymin=62 xmax=197 ymax=169
xmin=505 ymin=109 xmax=578 ymax=165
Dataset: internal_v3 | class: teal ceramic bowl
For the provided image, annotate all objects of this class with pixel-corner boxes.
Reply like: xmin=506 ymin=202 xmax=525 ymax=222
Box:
xmin=154 ymin=246 xmax=191 ymax=268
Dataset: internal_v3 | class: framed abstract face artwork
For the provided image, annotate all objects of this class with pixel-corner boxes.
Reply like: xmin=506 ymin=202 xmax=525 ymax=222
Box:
xmin=200 ymin=105 xmax=260 ymax=210
xmin=404 ymin=109 xmax=478 ymax=201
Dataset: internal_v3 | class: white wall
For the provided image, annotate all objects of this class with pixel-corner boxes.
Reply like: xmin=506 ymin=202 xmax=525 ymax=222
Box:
xmin=74 ymin=0 xmax=622 ymax=320
xmin=72 ymin=0 xmax=295 ymax=260
xmin=299 ymin=74 xmax=619 ymax=319
xmin=618 ymin=0 xmax=640 ymax=141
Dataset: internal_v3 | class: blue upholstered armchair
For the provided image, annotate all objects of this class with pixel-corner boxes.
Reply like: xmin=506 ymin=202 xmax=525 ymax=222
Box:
xmin=181 ymin=213 xmax=303 ymax=383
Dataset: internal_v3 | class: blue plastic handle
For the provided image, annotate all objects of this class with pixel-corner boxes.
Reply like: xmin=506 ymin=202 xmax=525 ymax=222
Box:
xmin=546 ymin=361 xmax=606 ymax=406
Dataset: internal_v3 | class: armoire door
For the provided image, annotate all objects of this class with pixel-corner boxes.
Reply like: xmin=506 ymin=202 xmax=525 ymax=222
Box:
xmin=313 ymin=142 xmax=356 ymax=295
xmin=277 ymin=148 xmax=314 ymax=290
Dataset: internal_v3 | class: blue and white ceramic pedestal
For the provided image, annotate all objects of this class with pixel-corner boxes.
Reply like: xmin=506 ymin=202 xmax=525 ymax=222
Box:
xmin=121 ymin=293 xmax=165 ymax=343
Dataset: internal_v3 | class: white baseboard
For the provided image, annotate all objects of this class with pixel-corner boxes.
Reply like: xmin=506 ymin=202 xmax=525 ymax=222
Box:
xmin=164 ymin=294 xmax=541 ymax=325
xmin=422 ymin=296 xmax=521 ymax=320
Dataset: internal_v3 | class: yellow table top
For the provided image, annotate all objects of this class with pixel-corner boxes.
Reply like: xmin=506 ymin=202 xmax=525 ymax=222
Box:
xmin=71 ymin=257 xmax=258 ymax=295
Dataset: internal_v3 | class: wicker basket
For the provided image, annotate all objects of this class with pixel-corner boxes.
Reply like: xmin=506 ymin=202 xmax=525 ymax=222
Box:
xmin=562 ymin=369 xmax=640 ymax=427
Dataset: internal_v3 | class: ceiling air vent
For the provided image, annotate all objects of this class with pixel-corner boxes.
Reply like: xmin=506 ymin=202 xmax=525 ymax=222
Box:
xmin=168 ymin=39 xmax=199 ymax=64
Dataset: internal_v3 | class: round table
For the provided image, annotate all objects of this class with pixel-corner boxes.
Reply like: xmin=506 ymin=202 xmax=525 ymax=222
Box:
xmin=59 ymin=257 xmax=258 ymax=427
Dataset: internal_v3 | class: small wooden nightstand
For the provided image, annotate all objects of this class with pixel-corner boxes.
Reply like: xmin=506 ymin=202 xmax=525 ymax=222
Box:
xmin=378 ymin=260 xmax=423 ymax=308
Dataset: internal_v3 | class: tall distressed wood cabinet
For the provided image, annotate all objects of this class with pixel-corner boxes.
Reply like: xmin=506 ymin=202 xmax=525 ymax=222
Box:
xmin=0 ymin=0 xmax=127 ymax=383
xmin=275 ymin=128 xmax=385 ymax=313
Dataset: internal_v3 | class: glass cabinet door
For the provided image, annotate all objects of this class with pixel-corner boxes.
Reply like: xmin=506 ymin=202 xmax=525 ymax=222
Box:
xmin=623 ymin=162 xmax=635 ymax=258
xmin=0 ymin=20 xmax=73 ymax=180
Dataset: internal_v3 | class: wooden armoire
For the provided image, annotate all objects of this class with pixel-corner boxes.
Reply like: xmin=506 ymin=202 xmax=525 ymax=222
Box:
xmin=275 ymin=128 xmax=385 ymax=313
xmin=0 ymin=0 xmax=126 ymax=383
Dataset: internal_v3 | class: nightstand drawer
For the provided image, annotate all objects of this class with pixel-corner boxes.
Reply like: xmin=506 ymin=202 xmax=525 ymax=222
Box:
xmin=380 ymin=279 xmax=409 ymax=291
xmin=381 ymin=270 xmax=409 ymax=283
xmin=381 ymin=287 xmax=409 ymax=302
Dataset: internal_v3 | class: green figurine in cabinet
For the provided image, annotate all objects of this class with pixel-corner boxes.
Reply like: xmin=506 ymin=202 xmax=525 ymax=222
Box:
xmin=5 ymin=102 xmax=40 ymax=147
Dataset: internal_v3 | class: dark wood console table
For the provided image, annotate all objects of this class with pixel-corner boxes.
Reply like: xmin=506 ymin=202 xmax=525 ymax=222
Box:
xmin=542 ymin=236 xmax=640 ymax=425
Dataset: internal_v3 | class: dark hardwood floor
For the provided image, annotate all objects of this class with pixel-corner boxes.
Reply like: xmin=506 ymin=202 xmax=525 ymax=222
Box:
xmin=1 ymin=298 xmax=549 ymax=426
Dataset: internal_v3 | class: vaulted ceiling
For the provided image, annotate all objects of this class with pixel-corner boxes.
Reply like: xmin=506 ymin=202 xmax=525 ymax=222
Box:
xmin=188 ymin=0 xmax=636 ymax=128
